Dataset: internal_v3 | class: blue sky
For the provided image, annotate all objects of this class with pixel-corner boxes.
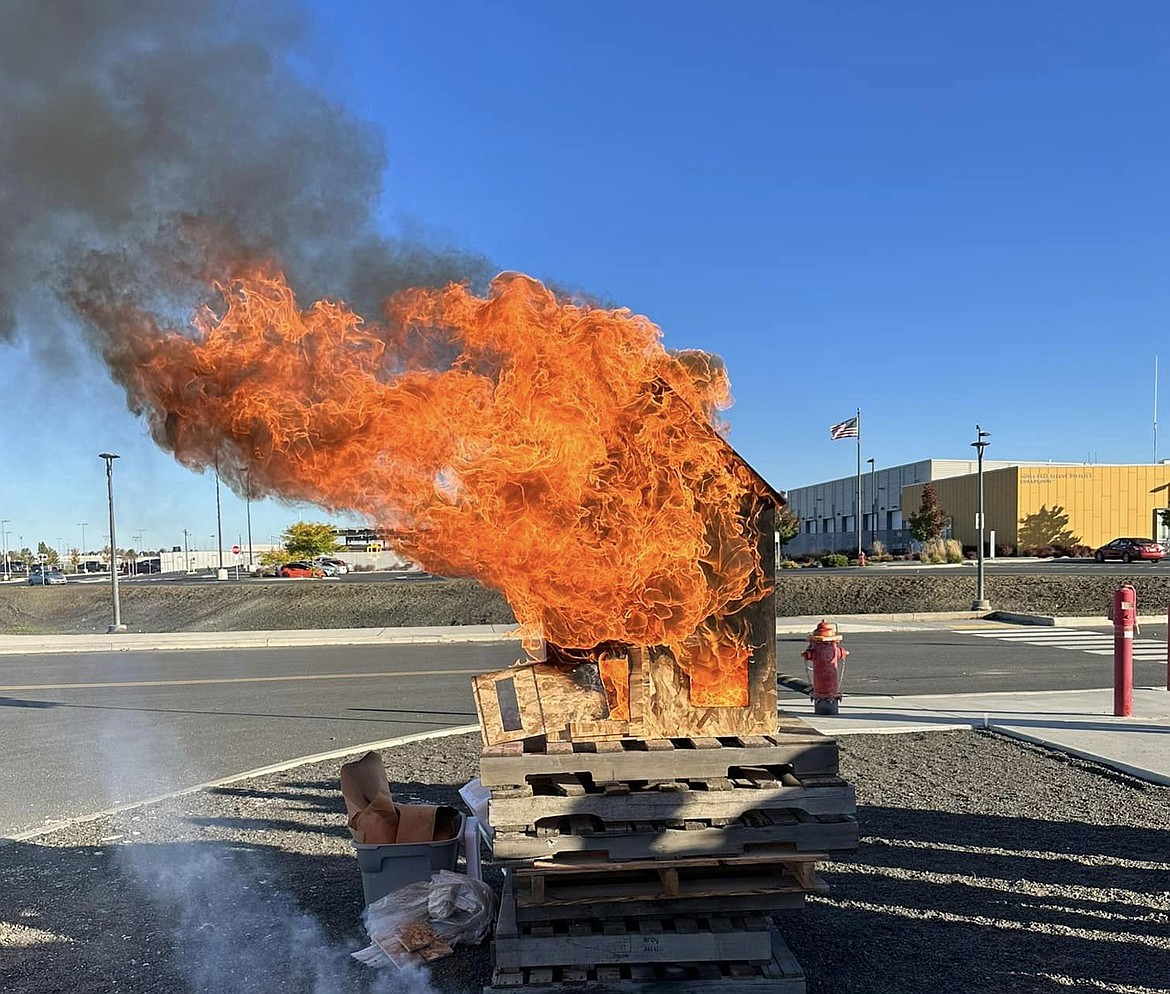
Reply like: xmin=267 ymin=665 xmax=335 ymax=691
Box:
xmin=2 ymin=1 xmax=1169 ymax=556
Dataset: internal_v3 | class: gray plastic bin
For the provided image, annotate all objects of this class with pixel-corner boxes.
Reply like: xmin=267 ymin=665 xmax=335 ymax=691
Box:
xmin=353 ymin=813 xmax=463 ymax=906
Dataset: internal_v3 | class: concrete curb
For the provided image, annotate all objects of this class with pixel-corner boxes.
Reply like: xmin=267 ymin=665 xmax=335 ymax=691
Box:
xmin=2 ymin=723 xmax=480 ymax=845
xmin=0 ymin=609 xmax=1160 ymax=656
xmin=988 ymin=724 xmax=1170 ymax=787
xmin=990 ymin=612 xmax=1166 ymax=627
xmin=0 ymin=624 xmax=523 ymax=656
xmin=1 ymin=613 xmax=992 ymax=655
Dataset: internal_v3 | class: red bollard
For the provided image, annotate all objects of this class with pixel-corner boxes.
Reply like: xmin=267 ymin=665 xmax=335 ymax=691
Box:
xmin=1112 ymin=584 xmax=1136 ymax=717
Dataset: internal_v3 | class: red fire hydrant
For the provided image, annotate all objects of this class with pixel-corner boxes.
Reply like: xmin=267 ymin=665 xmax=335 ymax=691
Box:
xmin=802 ymin=620 xmax=848 ymax=715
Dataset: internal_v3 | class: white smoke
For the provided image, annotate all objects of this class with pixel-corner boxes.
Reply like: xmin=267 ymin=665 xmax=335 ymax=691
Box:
xmin=119 ymin=840 xmax=442 ymax=994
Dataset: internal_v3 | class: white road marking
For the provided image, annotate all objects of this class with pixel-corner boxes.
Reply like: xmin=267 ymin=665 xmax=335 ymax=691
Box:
xmin=961 ymin=627 xmax=1166 ymax=661
xmin=2 ymin=723 xmax=480 ymax=844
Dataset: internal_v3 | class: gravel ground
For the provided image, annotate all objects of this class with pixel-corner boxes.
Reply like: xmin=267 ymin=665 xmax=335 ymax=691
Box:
xmin=6 ymin=572 xmax=1170 ymax=635
xmin=774 ymin=571 xmax=1170 ymax=618
xmin=2 ymin=730 xmax=1167 ymax=994
xmin=0 ymin=578 xmax=515 ymax=635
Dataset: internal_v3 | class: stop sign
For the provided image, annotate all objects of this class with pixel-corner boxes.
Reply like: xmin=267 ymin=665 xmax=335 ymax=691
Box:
xmin=232 ymin=544 xmax=241 ymax=555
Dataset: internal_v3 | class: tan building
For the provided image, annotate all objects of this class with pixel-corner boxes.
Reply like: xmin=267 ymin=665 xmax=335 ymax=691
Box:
xmin=903 ymin=464 xmax=1170 ymax=551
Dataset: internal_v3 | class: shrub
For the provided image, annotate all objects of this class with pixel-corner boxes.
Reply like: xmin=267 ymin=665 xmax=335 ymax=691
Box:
xmin=820 ymin=553 xmax=850 ymax=568
xmin=871 ymin=539 xmax=887 ymax=559
xmin=778 ymin=559 xmax=801 ymax=570
xmin=1022 ymin=545 xmax=1055 ymax=558
xmin=995 ymin=543 xmax=1016 ymax=558
xmin=962 ymin=545 xmax=977 ymax=559
xmin=1054 ymin=543 xmax=1093 ymax=559
xmin=917 ymin=537 xmax=954 ymax=561
xmin=944 ymin=539 xmax=964 ymax=564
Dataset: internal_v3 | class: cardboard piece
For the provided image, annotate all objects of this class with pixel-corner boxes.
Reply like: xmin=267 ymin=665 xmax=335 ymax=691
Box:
xmin=341 ymin=750 xmax=459 ymax=844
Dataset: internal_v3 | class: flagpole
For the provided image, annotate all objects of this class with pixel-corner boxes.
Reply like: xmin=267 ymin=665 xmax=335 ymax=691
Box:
xmin=856 ymin=407 xmax=862 ymax=559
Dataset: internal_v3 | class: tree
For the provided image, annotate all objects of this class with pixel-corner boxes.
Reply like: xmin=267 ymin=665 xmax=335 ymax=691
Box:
xmin=907 ymin=484 xmax=948 ymax=543
xmin=775 ymin=505 xmax=800 ymax=557
xmin=36 ymin=541 xmax=60 ymax=567
xmin=282 ymin=521 xmax=340 ymax=558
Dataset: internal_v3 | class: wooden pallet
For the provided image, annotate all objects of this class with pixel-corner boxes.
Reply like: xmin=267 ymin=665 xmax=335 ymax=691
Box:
xmin=486 ymin=928 xmax=805 ymax=993
xmin=490 ymin=773 xmax=855 ymax=828
xmin=495 ymin=912 xmax=775 ymax=969
xmin=493 ymin=810 xmax=858 ymax=861
xmin=513 ymin=891 xmax=810 ymax=924
xmin=480 ymin=727 xmax=838 ymax=788
xmin=513 ymin=853 xmax=827 ymax=908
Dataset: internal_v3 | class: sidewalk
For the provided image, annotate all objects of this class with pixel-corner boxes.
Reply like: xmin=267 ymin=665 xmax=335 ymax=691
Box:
xmin=0 ymin=623 xmax=522 ymax=655
xmin=0 ymin=612 xmax=1024 ymax=655
xmin=794 ymin=686 xmax=1170 ymax=786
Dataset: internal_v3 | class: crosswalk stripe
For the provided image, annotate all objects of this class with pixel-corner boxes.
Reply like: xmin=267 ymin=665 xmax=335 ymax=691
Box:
xmin=959 ymin=627 xmax=1166 ymax=660
xmin=1085 ymin=648 xmax=1166 ymax=657
xmin=967 ymin=631 xmax=1082 ymax=638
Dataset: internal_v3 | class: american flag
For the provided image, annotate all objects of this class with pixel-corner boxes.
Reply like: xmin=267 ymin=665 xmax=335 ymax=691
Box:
xmin=829 ymin=416 xmax=859 ymax=440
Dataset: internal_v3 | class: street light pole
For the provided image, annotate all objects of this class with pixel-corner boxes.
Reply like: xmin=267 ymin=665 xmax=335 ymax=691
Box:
xmin=183 ymin=528 xmax=191 ymax=573
xmin=971 ymin=426 xmax=991 ymax=611
xmin=214 ymin=468 xmax=225 ymax=579
xmin=244 ymin=467 xmax=254 ymax=569
xmin=0 ymin=519 xmax=9 ymax=581
xmin=99 ymin=453 xmax=126 ymax=632
xmin=78 ymin=522 xmax=87 ymax=557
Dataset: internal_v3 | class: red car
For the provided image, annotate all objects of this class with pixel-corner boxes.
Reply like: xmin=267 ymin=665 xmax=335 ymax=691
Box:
xmin=1093 ymin=538 xmax=1163 ymax=564
xmin=278 ymin=561 xmax=324 ymax=578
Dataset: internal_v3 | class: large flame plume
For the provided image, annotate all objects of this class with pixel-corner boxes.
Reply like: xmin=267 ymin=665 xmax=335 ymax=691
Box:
xmin=81 ymin=268 xmax=769 ymax=704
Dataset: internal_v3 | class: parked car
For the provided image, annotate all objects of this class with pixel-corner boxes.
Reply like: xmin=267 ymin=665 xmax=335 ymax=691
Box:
xmin=28 ymin=568 xmax=67 ymax=586
xmin=314 ymin=556 xmax=349 ymax=574
xmin=1093 ymin=538 xmax=1164 ymax=564
xmin=314 ymin=560 xmax=342 ymax=576
xmin=278 ymin=561 xmax=324 ymax=578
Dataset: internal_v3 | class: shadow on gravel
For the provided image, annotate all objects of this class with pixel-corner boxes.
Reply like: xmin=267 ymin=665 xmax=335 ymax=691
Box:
xmin=782 ymin=803 xmax=1170 ymax=994
xmin=0 ymin=837 xmax=487 ymax=994
xmin=206 ymin=783 xmax=344 ymax=811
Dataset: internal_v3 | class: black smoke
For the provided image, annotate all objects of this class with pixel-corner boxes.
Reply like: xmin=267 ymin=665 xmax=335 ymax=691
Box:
xmin=0 ymin=0 xmax=491 ymax=349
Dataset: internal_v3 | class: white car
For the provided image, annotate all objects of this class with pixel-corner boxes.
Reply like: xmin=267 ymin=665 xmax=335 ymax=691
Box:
xmin=315 ymin=557 xmax=349 ymax=575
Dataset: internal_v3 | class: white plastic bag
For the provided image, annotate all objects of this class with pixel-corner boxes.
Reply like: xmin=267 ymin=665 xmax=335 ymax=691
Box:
xmin=354 ymin=870 xmax=497 ymax=969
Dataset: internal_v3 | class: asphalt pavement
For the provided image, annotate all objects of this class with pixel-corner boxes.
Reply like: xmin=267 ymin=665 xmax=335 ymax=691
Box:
xmin=0 ymin=641 xmax=516 ymax=838
xmin=3 ymin=624 xmax=1167 ymax=838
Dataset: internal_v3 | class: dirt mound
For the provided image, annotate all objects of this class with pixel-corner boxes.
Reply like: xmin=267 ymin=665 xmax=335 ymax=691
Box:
xmin=3 ymin=571 xmax=1166 ymax=635
xmin=0 ymin=579 xmax=515 ymax=635
xmin=774 ymin=570 xmax=1170 ymax=618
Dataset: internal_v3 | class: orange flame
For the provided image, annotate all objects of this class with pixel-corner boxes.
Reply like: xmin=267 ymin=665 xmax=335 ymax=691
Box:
xmin=109 ymin=269 xmax=769 ymax=704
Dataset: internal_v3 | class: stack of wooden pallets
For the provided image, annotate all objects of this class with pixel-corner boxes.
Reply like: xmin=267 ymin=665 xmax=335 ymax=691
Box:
xmin=480 ymin=716 xmax=857 ymax=993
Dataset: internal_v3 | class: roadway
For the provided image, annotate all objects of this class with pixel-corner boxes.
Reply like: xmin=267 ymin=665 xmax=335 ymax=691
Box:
xmin=2 ymin=624 xmax=1165 ymax=838
xmin=3 ymin=569 xmax=440 ymax=587
xmin=5 ymin=558 xmax=1169 ymax=589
